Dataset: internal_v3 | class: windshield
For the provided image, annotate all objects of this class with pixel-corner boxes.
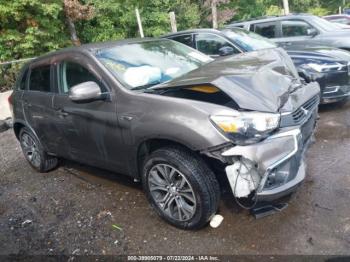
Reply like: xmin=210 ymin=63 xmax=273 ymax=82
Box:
xmin=222 ymin=28 xmax=276 ymax=52
xmin=309 ymin=16 xmax=342 ymax=31
xmin=96 ymin=39 xmax=213 ymax=90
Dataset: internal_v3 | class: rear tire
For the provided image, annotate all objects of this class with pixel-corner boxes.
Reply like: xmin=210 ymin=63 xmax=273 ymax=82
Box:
xmin=142 ymin=146 xmax=220 ymax=229
xmin=19 ymin=127 xmax=58 ymax=173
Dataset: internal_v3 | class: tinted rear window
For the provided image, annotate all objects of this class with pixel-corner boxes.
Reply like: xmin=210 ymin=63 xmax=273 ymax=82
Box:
xmin=254 ymin=23 xmax=277 ymax=38
xmin=29 ymin=65 xmax=51 ymax=92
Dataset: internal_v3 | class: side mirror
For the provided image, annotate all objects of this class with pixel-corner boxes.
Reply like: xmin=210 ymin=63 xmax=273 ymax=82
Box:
xmin=69 ymin=81 xmax=102 ymax=102
xmin=218 ymin=46 xmax=235 ymax=56
xmin=306 ymin=28 xmax=318 ymax=37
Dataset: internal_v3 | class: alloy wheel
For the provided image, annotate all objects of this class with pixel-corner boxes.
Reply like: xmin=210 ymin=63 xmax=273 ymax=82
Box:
xmin=148 ymin=164 xmax=197 ymax=221
xmin=21 ymin=133 xmax=41 ymax=168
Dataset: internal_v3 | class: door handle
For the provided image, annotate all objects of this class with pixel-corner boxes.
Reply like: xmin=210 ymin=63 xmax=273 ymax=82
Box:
xmin=120 ymin=115 xmax=133 ymax=121
xmin=57 ymin=109 xmax=69 ymax=117
xmin=23 ymin=100 xmax=32 ymax=107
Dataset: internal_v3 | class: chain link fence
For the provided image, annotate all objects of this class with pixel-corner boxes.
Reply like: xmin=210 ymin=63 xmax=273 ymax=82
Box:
xmin=0 ymin=58 xmax=34 ymax=93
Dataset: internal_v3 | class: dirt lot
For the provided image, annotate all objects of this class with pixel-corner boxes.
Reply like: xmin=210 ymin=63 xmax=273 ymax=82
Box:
xmin=0 ymin=102 xmax=350 ymax=256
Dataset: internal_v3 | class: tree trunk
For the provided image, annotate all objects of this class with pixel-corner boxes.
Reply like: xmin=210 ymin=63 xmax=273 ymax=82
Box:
xmin=211 ymin=0 xmax=218 ymax=29
xmin=282 ymin=0 xmax=290 ymax=15
xmin=66 ymin=16 xmax=81 ymax=46
xmin=169 ymin=11 xmax=177 ymax=33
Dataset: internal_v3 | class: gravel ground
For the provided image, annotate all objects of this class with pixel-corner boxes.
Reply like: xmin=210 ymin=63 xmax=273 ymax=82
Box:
xmin=0 ymin=101 xmax=350 ymax=256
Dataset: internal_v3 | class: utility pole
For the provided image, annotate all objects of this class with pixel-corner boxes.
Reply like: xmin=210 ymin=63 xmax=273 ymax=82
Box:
xmin=282 ymin=0 xmax=290 ymax=15
xmin=135 ymin=8 xmax=144 ymax=38
xmin=169 ymin=12 xmax=177 ymax=33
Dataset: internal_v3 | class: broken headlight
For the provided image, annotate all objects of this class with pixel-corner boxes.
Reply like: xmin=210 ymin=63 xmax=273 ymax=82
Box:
xmin=210 ymin=112 xmax=280 ymax=145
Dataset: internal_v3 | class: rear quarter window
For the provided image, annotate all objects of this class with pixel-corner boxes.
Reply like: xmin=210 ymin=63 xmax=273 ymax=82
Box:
xmin=17 ymin=69 xmax=28 ymax=90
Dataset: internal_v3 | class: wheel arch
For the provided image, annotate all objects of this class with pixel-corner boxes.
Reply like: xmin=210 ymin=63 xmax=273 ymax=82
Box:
xmin=13 ymin=121 xmax=44 ymax=150
xmin=133 ymin=137 xmax=199 ymax=180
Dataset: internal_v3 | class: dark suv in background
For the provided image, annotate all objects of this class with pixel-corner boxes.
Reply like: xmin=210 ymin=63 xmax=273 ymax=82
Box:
xmin=227 ymin=14 xmax=350 ymax=51
xmin=163 ymin=28 xmax=350 ymax=104
xmin=10 ymin=38 xmax=319 ymax=229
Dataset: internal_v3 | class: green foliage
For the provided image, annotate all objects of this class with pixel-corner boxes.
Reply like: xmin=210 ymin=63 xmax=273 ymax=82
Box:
xmin=76 ymin=0 xmax=200 ymax=43
xmin=307 ymin=7 xmax=331 ymax=16
xmin=0 ymin=61 xmax=27 ymax=92
xmin=265 ymin=5 xmax=283 ymax=16
xmin=0 ymin=0 xmax=70 ymax=61
xmin=0 ymin=0 xmax=348 ymax=62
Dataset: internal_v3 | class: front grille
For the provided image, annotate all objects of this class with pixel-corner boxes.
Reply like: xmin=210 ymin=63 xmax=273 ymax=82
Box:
xmin=280 ymin=95 xmax=319 ymax=127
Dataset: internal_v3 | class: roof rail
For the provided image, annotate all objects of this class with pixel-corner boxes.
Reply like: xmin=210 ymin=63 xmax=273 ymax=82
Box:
xmin=230 ymin=15 xmax=277 ymax=24
xmin=230 ymin=13 xmax=313 ymax=24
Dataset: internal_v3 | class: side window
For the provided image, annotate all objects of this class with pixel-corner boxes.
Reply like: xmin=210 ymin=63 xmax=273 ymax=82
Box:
xmin=195 ymin=33 xmax=239 ymax=56
xmin=59 ymin=61 xmax=104 ymax=93
xmin=254 ymin=22 xmax=277 ymax=38
xmin=19 ymin=69 xmax=28 ymax=90
xmin=171 ymin=34 xmax=193 ymax=47
xmin=281 ymin=20 xmax=313 ymax=37
xmin=29 ymin=65 xmax=51 ymax=92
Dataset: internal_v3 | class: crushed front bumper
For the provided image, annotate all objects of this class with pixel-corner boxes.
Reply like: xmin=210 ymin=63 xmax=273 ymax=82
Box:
xmin=222 ymin=126 xmax=314 ymax=202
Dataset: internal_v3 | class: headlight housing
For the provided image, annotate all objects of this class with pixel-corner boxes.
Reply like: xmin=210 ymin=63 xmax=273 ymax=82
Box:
xmin=210 ymin=112 xmax=280 ymax=145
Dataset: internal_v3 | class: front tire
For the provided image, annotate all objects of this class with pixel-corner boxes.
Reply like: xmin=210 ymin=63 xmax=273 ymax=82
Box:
xmin=19 ymin=127 xmax=58 ymax=173
xmin=142 ymin=146 xmax=220 ymax=229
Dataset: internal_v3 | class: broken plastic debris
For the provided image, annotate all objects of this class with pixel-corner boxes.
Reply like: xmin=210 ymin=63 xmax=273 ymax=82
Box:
xmin=112 ymin=224 xmax=123 ymax=231
xmin=225 ymin=159 xmax=260 ymax=198
xmin=250 ymin=203 xmax=288 ymax=219
xmin=22 ymin=220 xmax=32 ymax=226
xmin=210 ymin=214 xmax=224 ymax=228
xmin=72 ymin=249 xmax=80 ymax=255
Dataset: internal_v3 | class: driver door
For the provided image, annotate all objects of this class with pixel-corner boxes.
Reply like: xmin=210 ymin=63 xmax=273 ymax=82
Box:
xmin=51 ymin=55 xmax=125 ymax=172
xmin=274 ymin=20 xmax=321 ymax=48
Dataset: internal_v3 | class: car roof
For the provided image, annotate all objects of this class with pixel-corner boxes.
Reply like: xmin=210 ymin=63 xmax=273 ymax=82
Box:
xmin=29 ymin=37 xmax=165 ymax=64
xmin=229 ymin=13 xmax=315 ymax=25
xmin=162 ymin=28 xmax=222 ymax=38
xmin=324 ymin=14 xmax=350 ymax=18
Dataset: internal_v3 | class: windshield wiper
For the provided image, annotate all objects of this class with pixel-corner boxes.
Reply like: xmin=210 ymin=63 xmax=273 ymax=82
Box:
xmin=130 ymin=81 xmax=161 ymax=91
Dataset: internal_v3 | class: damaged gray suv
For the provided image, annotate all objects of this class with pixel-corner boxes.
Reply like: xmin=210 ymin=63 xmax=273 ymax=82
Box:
xmin=10 ymin=39 xmax=320 ymax=229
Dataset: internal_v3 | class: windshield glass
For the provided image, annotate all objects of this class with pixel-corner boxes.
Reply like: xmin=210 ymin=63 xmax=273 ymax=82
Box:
xmin=222 ymin=28 xmax=276 ymax=51
xmin=96 ymin=39 xmax=213 ymax=90
xmin=309 ymin=16 xmax=342 ymax=31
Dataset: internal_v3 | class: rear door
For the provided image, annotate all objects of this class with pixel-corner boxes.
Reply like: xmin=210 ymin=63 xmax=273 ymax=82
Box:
xmin=51 ymin=54 xmax=126 ymax=172
xmin=22 ymin=62 xmax=58 ymax=152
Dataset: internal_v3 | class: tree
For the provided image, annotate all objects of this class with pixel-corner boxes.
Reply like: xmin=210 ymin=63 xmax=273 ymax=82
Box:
xmin=63 ymin=0 xmax=94 ymax=46
xmin=0 ymin=0 xmax=70 ymax=61
xmin=76 ymin=0 xmax=201 ymax=43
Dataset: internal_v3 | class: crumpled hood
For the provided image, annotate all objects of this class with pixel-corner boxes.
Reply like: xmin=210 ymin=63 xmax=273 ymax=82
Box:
xmin=154 ymin=48 xmax=300 ymax=112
